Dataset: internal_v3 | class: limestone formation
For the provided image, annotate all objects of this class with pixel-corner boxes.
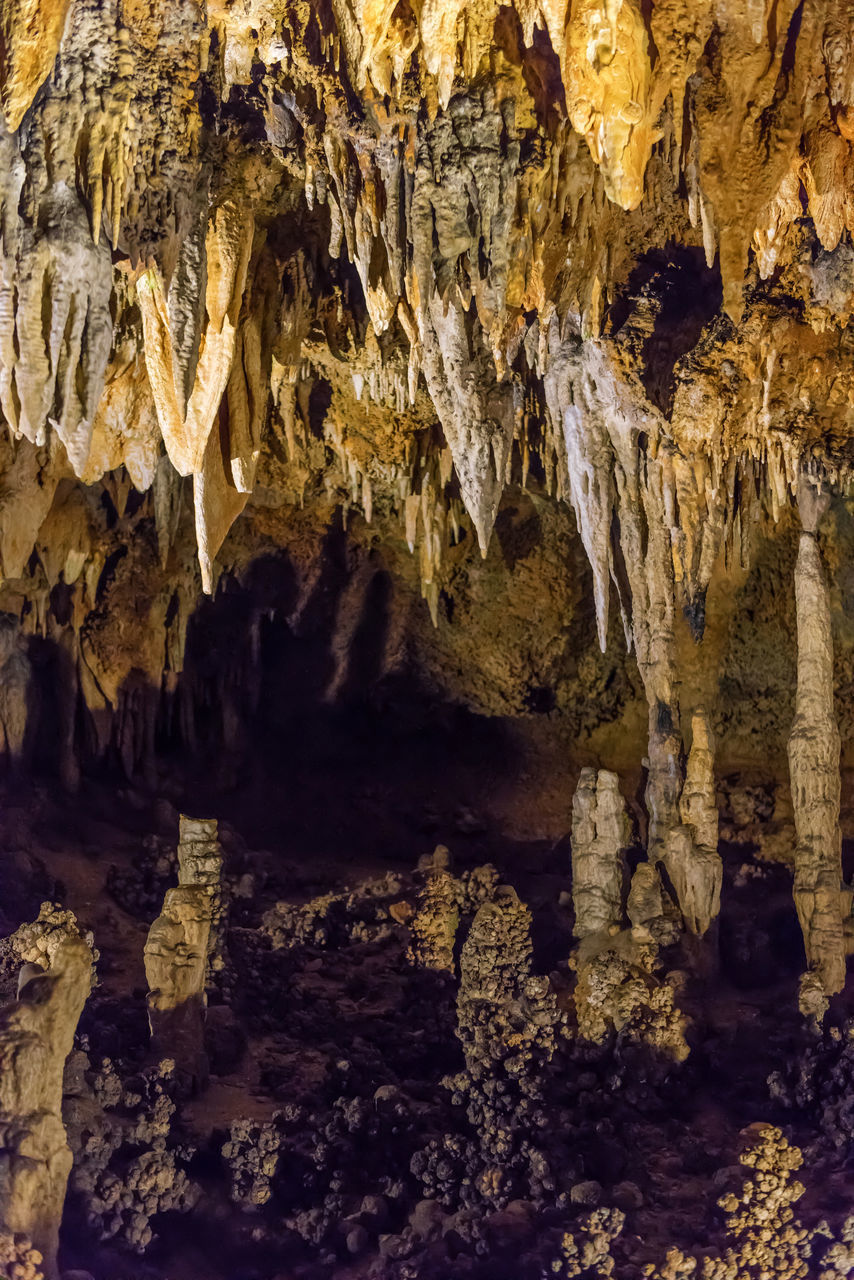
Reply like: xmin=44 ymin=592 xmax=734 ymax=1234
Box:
xmin=176 ymin=814 xmax=224 ymax=975
xmin=0 ymin=0 xmax=847 ymax=914
xmin=9 ymin=903 xmax=92 ymax=971
xmin=143 ymin=816 xmax=222 ymax=1091
xmin=573 ymin=930 xmax=689 ymax=1061
xmin=144 ymin=887 xmax=212 ymax=1093
xmin=788 ymin=518 xmax=846 ymax=1004
xmin=1 ymin=3 xmax=854 ymax=1271
xmin=177 ymin=815 xmax=223 ymax=888
xmin=0 ymin=930 xmax=94 ymax=1279
xmin=571 ymin=768 xmax=630 ymax=941
xmin=407 ymin=867 xmax=459 ymax=973
xmin=626 ymin=862 xmax=664 ymax=931
xmin=661 ymin=708 xmax=722 ymax=936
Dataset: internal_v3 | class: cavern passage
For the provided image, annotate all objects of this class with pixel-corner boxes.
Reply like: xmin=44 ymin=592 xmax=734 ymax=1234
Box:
xmin=6 ymin=0 xmax=854 ymax=1278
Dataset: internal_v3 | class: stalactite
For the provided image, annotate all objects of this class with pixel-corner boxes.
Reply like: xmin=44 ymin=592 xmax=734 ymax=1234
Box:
xmin=136 ymin=202 xmax=254 ymax=482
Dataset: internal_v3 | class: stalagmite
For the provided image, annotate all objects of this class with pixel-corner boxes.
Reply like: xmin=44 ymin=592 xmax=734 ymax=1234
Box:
xmin=178 ymin=815 xmax=225 ymax=968
xmin=662 ymin=708 xmax=722 ymax=936
xmin=627 ymin=862 xmax=664 ymax=931
xmin=177 ymin=814 xmax=223 ymax=888
xmin=407 ymin=855 xmax=460 ymax=973
xmin=788 ymin=483 xmax=846 ymax=1007
xmin=571 ymin=768 xmax=630 ymax=941
xmin=144 ymin=816 xmax=223 ymax=1091
xmin=0 ymin=929 xmax=94 ymax=1279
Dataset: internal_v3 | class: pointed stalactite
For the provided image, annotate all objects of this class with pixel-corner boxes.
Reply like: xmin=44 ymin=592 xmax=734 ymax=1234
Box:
xmin=0 ymin=0 xmax=72 ymax=133
xmin=788 ymin=484 xmax=846 ymax=1008
xmin=193 ymin=406 xmax=250 ymax=595
xmin=0 ymin=187 xmax=114 ymax=474
xmin=560 ymin=399 xmax=614 ymax=653
xmin=136 ymin=202 xmax=253 ymax=478
xmin=153 ymin=453 xmax=184 ymax=571
xmin=563 ymin=0 xmax=662 ymax=211
xmin=416 ymin=293 xmax=515 ymax=558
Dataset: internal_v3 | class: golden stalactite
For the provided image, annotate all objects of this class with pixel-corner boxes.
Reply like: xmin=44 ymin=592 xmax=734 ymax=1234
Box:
xmin=0 ymin=0 xmax=71 ymax=132
xmin=135 ymin=202 xmax=254 ymax=479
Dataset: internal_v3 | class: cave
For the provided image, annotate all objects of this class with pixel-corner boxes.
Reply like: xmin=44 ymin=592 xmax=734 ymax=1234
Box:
xmin=1 ymin=2 xmax=854 ymax=1279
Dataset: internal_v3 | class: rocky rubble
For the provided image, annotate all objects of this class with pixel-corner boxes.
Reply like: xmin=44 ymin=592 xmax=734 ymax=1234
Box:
xmin=65 ymin=1056 xmax=198 ymax=1256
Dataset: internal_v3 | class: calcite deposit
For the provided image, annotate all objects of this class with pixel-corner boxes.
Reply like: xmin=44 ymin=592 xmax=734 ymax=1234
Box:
xmin=0 ymin=0 xmax=853 ymax=1275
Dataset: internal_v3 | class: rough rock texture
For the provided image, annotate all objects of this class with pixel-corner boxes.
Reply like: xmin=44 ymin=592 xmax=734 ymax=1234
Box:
xmin=0 ymin=0 xmax=849 ymax=820
xmin=0 ymin=926 xmax=93 ymax=1279
xmin=407 ymin=866 xmax=459 ymax=973
xmin=573 ymin=929 xmax=689 ymax=1061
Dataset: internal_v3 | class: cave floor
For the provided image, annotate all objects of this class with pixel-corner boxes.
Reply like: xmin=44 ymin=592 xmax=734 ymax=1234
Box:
xmin=2 ymin=770 xmax=854 ymax=1279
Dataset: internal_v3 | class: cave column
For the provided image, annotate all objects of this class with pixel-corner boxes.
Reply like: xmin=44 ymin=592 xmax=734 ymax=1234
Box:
xmin=616 ymin=454 xmax=685 ymax=865
xmin=788 ymin=481 xmax=846 ymax=1009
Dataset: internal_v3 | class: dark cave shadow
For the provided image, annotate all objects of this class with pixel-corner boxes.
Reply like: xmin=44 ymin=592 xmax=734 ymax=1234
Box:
xmin=606 ymin=245 xmax=723 ymax=418
xmin=7 ymin=522 xmax=544 ymax=885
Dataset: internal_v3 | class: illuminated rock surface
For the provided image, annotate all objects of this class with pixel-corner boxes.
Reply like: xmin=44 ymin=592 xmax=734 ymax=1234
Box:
xmin=0 ymin=1 xmax=852 ymax=1276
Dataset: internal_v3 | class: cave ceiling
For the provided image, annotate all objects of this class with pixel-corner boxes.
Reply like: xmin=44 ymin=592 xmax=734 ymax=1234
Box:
xmin=0 ymin=0 xmax=852 ymax=755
